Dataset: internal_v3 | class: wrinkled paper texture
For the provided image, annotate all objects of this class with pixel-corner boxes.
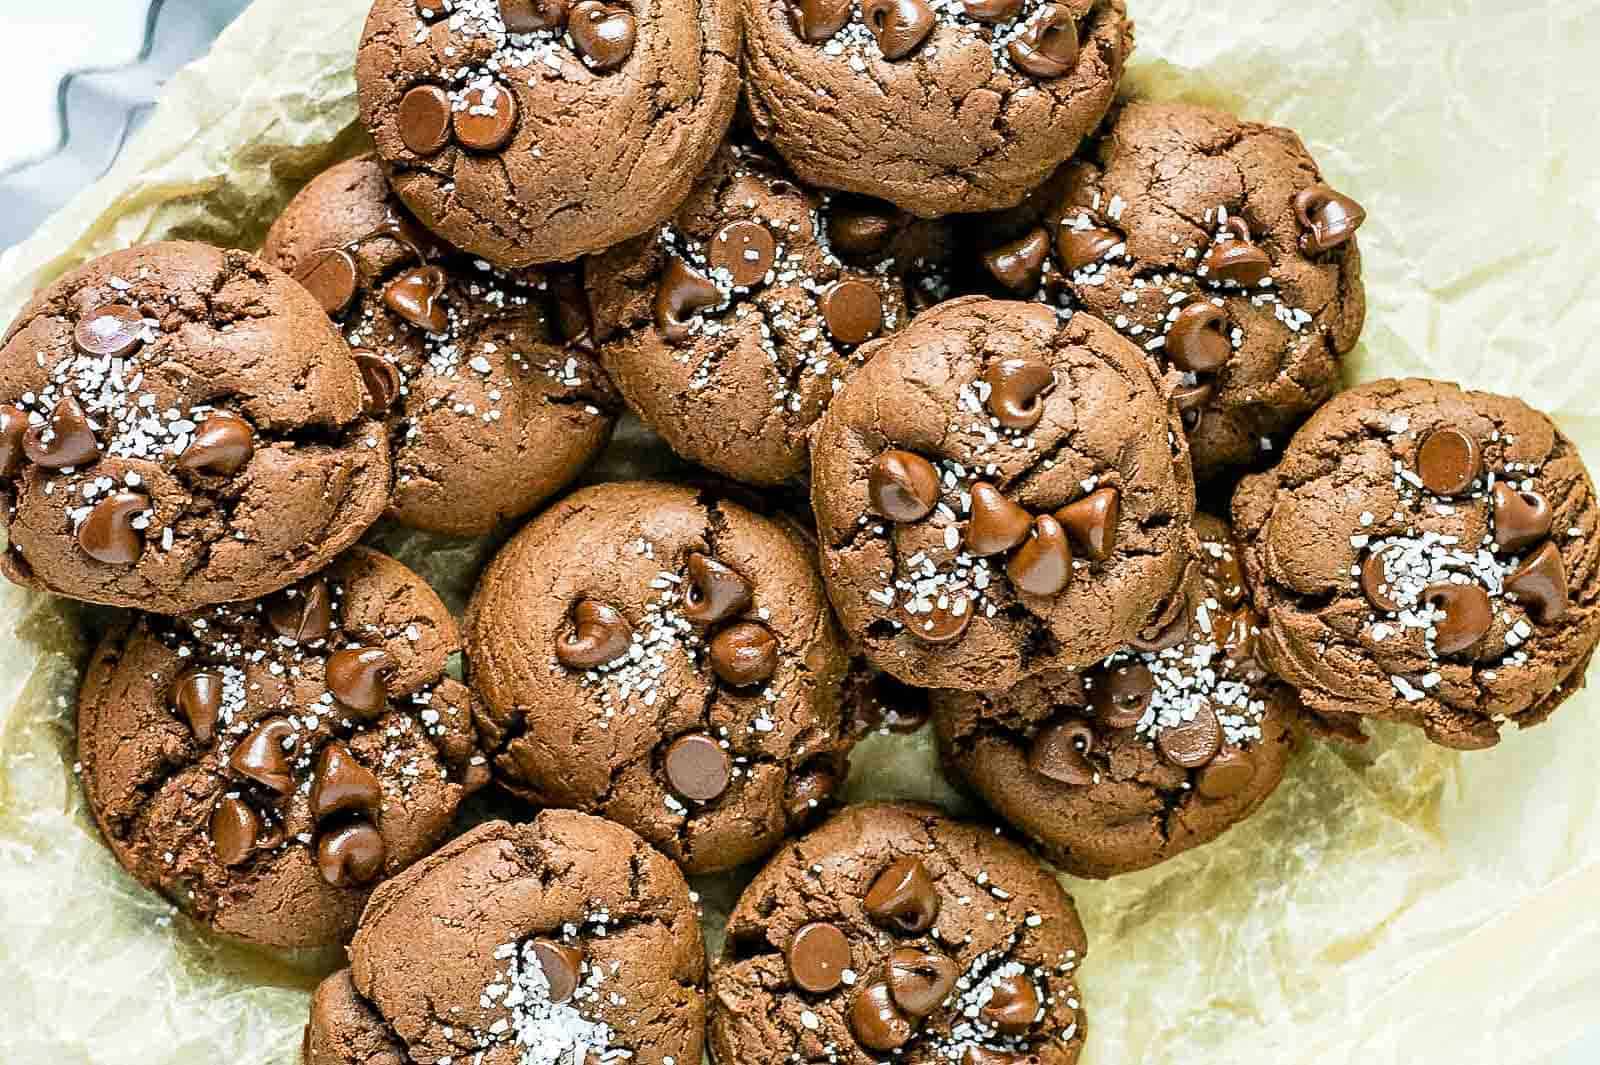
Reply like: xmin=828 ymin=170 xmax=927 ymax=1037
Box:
xmin=3 ymin=1 xmax=1600 ymax=1062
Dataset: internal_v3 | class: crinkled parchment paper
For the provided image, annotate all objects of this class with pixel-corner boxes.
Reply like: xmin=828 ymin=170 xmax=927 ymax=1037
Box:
xmin=3 ymin=2 xmax=1600 ymax=1062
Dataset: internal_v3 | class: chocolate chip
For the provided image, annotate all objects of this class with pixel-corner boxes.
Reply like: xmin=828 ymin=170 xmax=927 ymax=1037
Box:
xmin=1199 ymin=539 xmax=1248 ymax=608
xmin=1219 ymin=607 xmax=1262 ymax=669
xmin=0 ymin=405 xmax=25 ymax=478
xmin=1424 ymin=583 xmax=1493 ymax=655
xmin=962 ymin=0 xmax=1023 ymax=21
xmin=654 ymin=257 xmax=722 ymax=343
xmin=1505 ymin=542 xmax=1568 ymax=624
xmin=868 ymin=450 xmax=940 ymax=523
xmin=1173 ymin=380 xmax=1215 ymax=432
xmin=73 ymin=304 xmax=145 ymax=358
xmin=785 ymin=758 xmax=842 ymax=822
xmin=886 ymin=947 xmax=958 ymax=1017
xmin=708 ymin=220 xmax=777 ymax=288
xmin=684 ymin=552 xmax=753 ymax=626
xmin=531 ymin=939 xmax=585 ymax=1004
xmin=709 ymin=621 xmax=779 ymax=687
xmin=851 ymin=981 xmax=914 ymax=1051
xmin=210 ymin=796 xmax=260 ymax=867
xmin=500 ymin=0 xmax=570 ymax=32
xmin=979 ymin=972 xmax=1041 ymax=1034
xmin=355 ymin=352 xmax=403 ymax=415
xmin=1166 ymin=302 xmax=1232 ymax=374
xmin=1203 ymin=218 xmax=1272 ymax=287
xmin=788 ymin=922 xmax=852 ymax=993
xmin=174 ymin=412 xmax=254 ymax=477
xmin=1056 ymin=223 xmax=1122 ymax=271
xmin=1055 ymin=485 xmax=1119 ymax=562
xmin=453 ymin=80 xmax=519 ymax=151
xmin=1007 ymin=515 xmax=1072 ymax=596
xmin=664 ymin=732 xmax=731 ymax=802
xmin=1197 ymin=746 xmax=1256 ymax=800
xmin=568 ymin=1 xmax=637 ymax=71
xmin=982 ymin=228 xmax=1051 ymax=294
xmin=384 ymin=265 xmax=450 ymax=334
xmin=230 ymin=717 xmax=297 ymax=793
xmin=864 ymin=856 xmax=939 ymax=933
xmin=173 ymin=669 xmax=224 ymax=744
xmin=1028 ymin=720 xmax=1096 ymax=785
xmin=1007 ymin=4 xmax=1079 ymax=78
xmin=317 ymin=820 xmax=385 ymax=887
xmin=965 ymin=481 xmax=1032 ymax=555
xmin=310 ymin=742 xmax=384 ymax=821
xmin=964 ymin=1049 xmax=1025 ymax=1065
xmin=1491 ymin=483 xmax=1553 ymax=553
xmin=898 ymin=599 xmax=973 ymax=645
xmin=398 ymin=85 xmax=453 ymax=156
xmin=1360 ymin=548 xmax=1400 ymax=613
xmin=820 ymin=278 xmax=884 ymax=345
xmin=1294 ymin=184 xmax=1366 ymax=255
xmin=1415 ymin=427 xmax=1481 ymax=496
xmin=1156 ymin=705 xmax=1223 ymax=769
xmin=295 ymin=249 xmax=360 ymax=317
xmin=788 ymin=0 xmax=853 ymax=41
xmin=1090 ymin=660 xmax=1154 ymax=728
xmin=861 ymin=0 xmax=935 ymax=60
xmin=77 ymin=491 xmax=149 ymax=565
xmin=826 ymin=196 xmax=898 ymax=257
xmin=325 ymin=646 xmax=394 ymax=716
xmin=267 ymin=577 xmax=334 ymax=643
xmin=25 ymin=395 xmax=100 ymax=469
xmin=982 ymin=358 xmax=1054 ymax=431
xmin=557 ymin=601 xmax=633 ymax=670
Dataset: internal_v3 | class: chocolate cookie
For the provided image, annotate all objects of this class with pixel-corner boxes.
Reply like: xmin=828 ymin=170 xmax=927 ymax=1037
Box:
xmin=465 ymin=481 xmax=854 ymax=873
xmin=932 ymin=513 xmax=1295 ymax=878
xmin=76 ymin=547 xmax=487 ymax=948
xmin=0 ymin=242 xmax=391 ymax=613
xmin=741 ymin=0 xmax=1132 ymax=217
xmin=263 ymin=156 xmax=618 ymax=536
xmin=710 ymin=802 xmax=1088 ymax=1065
xmin=356 ymin=0 xmax=741 ymax=266
xmin=1233 ymin=378 xmax=1600 ymax=750
xmin=585 ymin=138 xmax=951 ymax=485
xmin=304 ymin=813 xmax=705 ymax=1065
xmin=810 ymin=296 xmax=1197 ymax=691
xmin=976 ymin=100 xmax=1368 ymax=481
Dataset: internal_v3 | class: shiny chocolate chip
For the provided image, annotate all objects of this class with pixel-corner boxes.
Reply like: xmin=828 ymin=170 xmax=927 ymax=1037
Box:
xmin=708 ymin=220 xmax=777 ymax=288
xmin=568 ymin=1 xmax=637 ymax=71
xmin=864 ymin=856 xmax=939 ymax=933
xmin=77 ymin=491 xmax=149 ymax=565
xmin=789 ymin=0 xmax=853 ymax=42
xmin=267 ymin=577 xmax=334 ymax=643
xmin=1196 ymin=746 xmax=1256 ymax=800
xmin=1294 ymin=184 xmax=1366 ymax=255
xmin=887 ymin=947 xmax=958 ymax=1017
xmin=826 ymin=196 xmax=899 ymax=257
xmin=557 ymin=600 xmax=633 ymax=670
xmin=1007 ymin=4 xmax=1078 ymax=78
xmin=664 ymin=732 xmax=731 ymax=802
xmin=309 ymin=742 xmax=383 ymax=821
xmin=296 ymin=248 xmax=359 ymax=317
xmin=174 ymin=412 xmax=253 ymax=477
xmin=25 ymin=395 xmax=99 ymax=469
xmin=1156 ymin=706 xmax=1223 ymax=769
xmin=1203 ymin=218 xmax=1271 ymax=287
xmin=501 ymin=0 xmax=570 ymax=32
xmin=899 ymin=598 xmax=973 ymax=645
xmin=982 ymin=358 xmax=1054 ymax=431
xmin=1360 ymin=548 xmax=1400 ymax=613
xmin=851 ymin=981 xmax=914 ymax=1051
xmin=174 ymin=669 xmax=224 ymax=744
xmin=962 ymin=0 xmax=1023 ymax=20
xmin=1424 ymin=581 xmax=1493 ymax=655
xmin=74 ymin=304 xmax=145 ymax=358
xmin=1491 ymin=483 xmax=1553 ymax=553
xmin=453 ymin=80 xmax=519 ymax=152
xmin=1007 ymin=515 xmax=1072 ymax=597
xmin=979 ymin=972 xmax=1041 ymax=1034
xmin=384 ymin=265 xmax=450 ymax=334
xmin=398 ymin=85 xmax=453 ymax=156
xmin=709 ymin=621 xmax=779 ymax=687
xmin=654 ymin=257 xmax=721 ymax=343
xmin=317 ymin=820 xmax=386 ymax=887
xmin=862 ymin=0 xmax=935 ymax=60
xmin=982 ymin=228 xmax=1051 ymax=294
xmin=1090 ymin=660 xmax=1155 ymax=728
xmin=684 ymin=552 xmax=753 ymax=626
xmin=785 ymin=759 xmax=842 ymax=822
xmin=1415 ymin=427 xmax=1480 ymax=496
xmin=868 ymin=449 xmax=940 ymax=523
xmin=820 ymin=278 xmax=884 ymax=345
xmin=789 ymin=922 xmax=852 ymax=993
xmin=1028 ymin=719 xmax=1096 ymax=785
xmin=1166 ymin=302 xmax=1232 ymax=374
xmin=1055 ymin=485 xmax=1119 ymax=562
xmin=355 ymin=352 xmax=403 ymax=416
xmin=0 ymin=405 xmax=26 ymax=478
xmin=1505 ymin=542 xmax=1569 ymax=624
xmin=210 ymin=796 xmax=260 ymax=867
xmin=230 ymin=717 xmax=297 ymax=793
xmin=325 ymin=646 xmax=394 ymax=716
xmin=966 ymin=482 xmax=1032 ymax=556
xmin=1056 ymin=223 xmax=1121 ymax=271
xmin=532 ymin=939 xmax=585 ymax=1004
xmin=1173 ymin=380 xmax=1214 ymax=432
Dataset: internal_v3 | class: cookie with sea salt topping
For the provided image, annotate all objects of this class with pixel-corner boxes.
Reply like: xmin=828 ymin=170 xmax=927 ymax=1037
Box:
xmin=1233 ymin=378 xmax=1600 ymax=750
xmin=263 ymin=155 xmax=618 ymax=536
xmin=809 ymin=296 xmax=1197 ymax=692
xmin=974 ymin=100 xmax=1368 ymax=481
xmin=356 ymin=0 xmax=740 ymax=266
xmin=303 ymin=813 xmax=705 ymax=1065
xmin=932 ymin=513 xmax=1295 ymax=878
xmin=741 ymin=0 xmax=1132 ymax=217
xmin=709 ymin=802 xmax=1088 ymax=1065
xmin=76 ymin=546 xmax=487 ymax=948
xmin=464 ymin=481 xmax=854 ymax=874
xmin=0 ymin=241 xmax=391 ymax=613
xmin=585 ymin=138 xmax=954 ymax=485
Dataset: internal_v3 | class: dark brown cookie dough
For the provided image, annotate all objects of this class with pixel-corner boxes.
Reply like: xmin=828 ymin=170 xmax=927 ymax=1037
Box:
xmin=933 ymin=513 xmax=1295 ymax=878
xmin=810 ymin=296 xmax=1197 ymax=691
xmin=742 ymin=0 xmax=1132 ymax=217
xmin=304 ymin=813 xmax=705 ymax=1065
xmin=585 ymin=138 xmax=952 ymax=486
xmin=356 ymin=0 xmax=741 ymax=266
xmin=0 ymin=242 xmax=392 ymax=613
xmin=77 ymin=547 xmax=487 ymax=948
xmin=710 ymin=802 xmax=1087 ymax=1065
xmin=1233 ymin=378 xmax=1600 ymax=750
xmin=975 ymin=100 xmax=1368 ymax=481
xmin=465 ymin=481 xmax=854 ymax=874
xmin=263 ymin=156 xmax=618 ymax=536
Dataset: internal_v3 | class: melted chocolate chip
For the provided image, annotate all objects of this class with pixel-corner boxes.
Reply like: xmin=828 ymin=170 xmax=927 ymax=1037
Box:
xmin=820 ymin=279 xmax=884 ymax=345
xmin=1007 ymin=515 xmax=1072 ymax=596
xmin=557 ymin=600 xmax=633 ymax=670
xmin=1360 ymin=548 xmax=1400 ymax=613
xmin=1491 ymin=483 xmax=1553 ymax=553
xmin=568 ymin=2 xmax=637 ymax=71
xmin=1055 ymin=485 xmax=1119 ymax=562
xmin=1028 ymin=719 xmax=1096 ymax=785
xmin=0 ymin=405 xmax=25 ymax=478
xmin=663 ymin=732 xmax=731 ymax=802
xmin=1196 ymin=746 xmax=1256 ymax=800
xmin=962 ymin=0 xmax=1023 ymax=21
xmin=1156 ymin=706 xmax=1223 ymax=769
xmin=708 ymin=220 xmax=777 ymax=288
xmin=1173 ymin=380 xmax=1215 ymax=432
xmin=267 ymin=577 xmax=334 ymax=643
xmin=296 ymin=249 xmax=360 ymax=317
xmin=1294 ymin=185 xmax=1366 ymax=255
xmin=230 ymin=717 xmax=297 ymax=793
xmin=309 ymin=742 xmax=383 ymax=820
xmin=826 ymin=196 xmax=898 ymax=257
xmin=1007 ymin=4 xmax=1079 ymax=78
xmin=965 ymin=482 xmax=1032 ymax=555
xmin=1203 ymin=218 xmax=1271 ymax=287
xmin=868 ymin=450 xmax=940 ymax=523
xmin=785 ymin=758 xmax=842 ymax=822
xmin=979 ymin=972 xmax=1041 ymax=1034
xmin=384 ymin=265 xmax=450 ymax=334
xmin=25 ymin=396 xmax=99 ymax=469
xmin=77 ymin=491 xmax=149 ymax=565
xmin=173 ymin=669 xmax=224 ymax=744
xmin=709 ymin=621 xmax=779 ymax=687
xmin=74 ymin=304 xmax=145 ymax=358
xmin=899 ymin=599 xmax=973 ymax=645
xmin=1056 ymin=223 xmax=1122 ymax=271
xmin=886 ymin=947 xmax=958 ymax=1017
xmin=1415 ymin=427 xmax=1481 ymax=496
xmin=788 ymin=922 xmax=852 ymax=993
xmin=1090 ymin=660 xmax=1154 ymax=728
xmin=654 ymin=257 xmax=722 ymax=343
xmin=453 ymin=81 xmax=520 ymax=152
xmin=1166 ymin=302 xmax=1232 ymax=374
xmin=861 ymin=0 xmax=935 ymax=60
xmin=531 ymin=939 xmax=585 ymax=1004
xmin=398 ymin=85 xmax=453 ymax=156
xmin=317 ymin=820 xmax=386 ymax=887
xmin=210 ymin=796 xmax=260 ymax=867
xmin=851 ymin=981 xmax=914 ymax=1051
xmin=982 ymin=358 xmax=1054 ymax=431
xmin=355 ymin=352 xmax=403 ymax=415
xmin=684 ymin=552 xmax=753 ymax=626
xmin=1505 ymin=542 xmax=1569 ymax=624
xmin=982 ymin=228 xmax=1051 ymax=293
xmin=174 ymin=412 xmax=254 ymax=477
xmin=864 ymin=856 xmax=939 ymax=933
xmin=325 ymin=646 xmax=394 ymax=716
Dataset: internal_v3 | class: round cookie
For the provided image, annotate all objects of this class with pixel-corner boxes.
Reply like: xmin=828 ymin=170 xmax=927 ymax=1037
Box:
xmin=810 ymin=296 xmax=1197 ymax=692
xmin=710 ymin=802 xmax=1088 ymax=1065
xmin=0 ymin=241 xmax=391 ymax=612
xmin=585 ymin=138 xmax=953 ymax=485
xmin=741 ymin=0 xmax=1132 ymax=217
xmin=76 ymin=547 xmax=487 ymax=948
xmin=974 ymin=100 xmax=1368 ymax=482
xmin=263 ymin=155 xmax=618 ymax=536
xmin=356 ymin=0 xmax=740 ymax=266
xmin=933 ymin=513 xmax=1295 ymax=878
xmin=303 ymin=813 xmax=705 ymax=1065
xmin=465 ymin=481 xmax=854 ymax=874
xmin=1233 ymin=378 xmax=1600 ymax=750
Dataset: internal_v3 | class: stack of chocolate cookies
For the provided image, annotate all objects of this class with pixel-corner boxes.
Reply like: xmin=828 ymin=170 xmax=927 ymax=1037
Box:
xmin=4 ymin=1 xmax=1594 ymax=1064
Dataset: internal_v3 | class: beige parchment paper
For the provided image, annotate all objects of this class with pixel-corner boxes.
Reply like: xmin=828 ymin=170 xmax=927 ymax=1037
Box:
xmin=3 ymin=1 xmax=1600 ymax=1062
